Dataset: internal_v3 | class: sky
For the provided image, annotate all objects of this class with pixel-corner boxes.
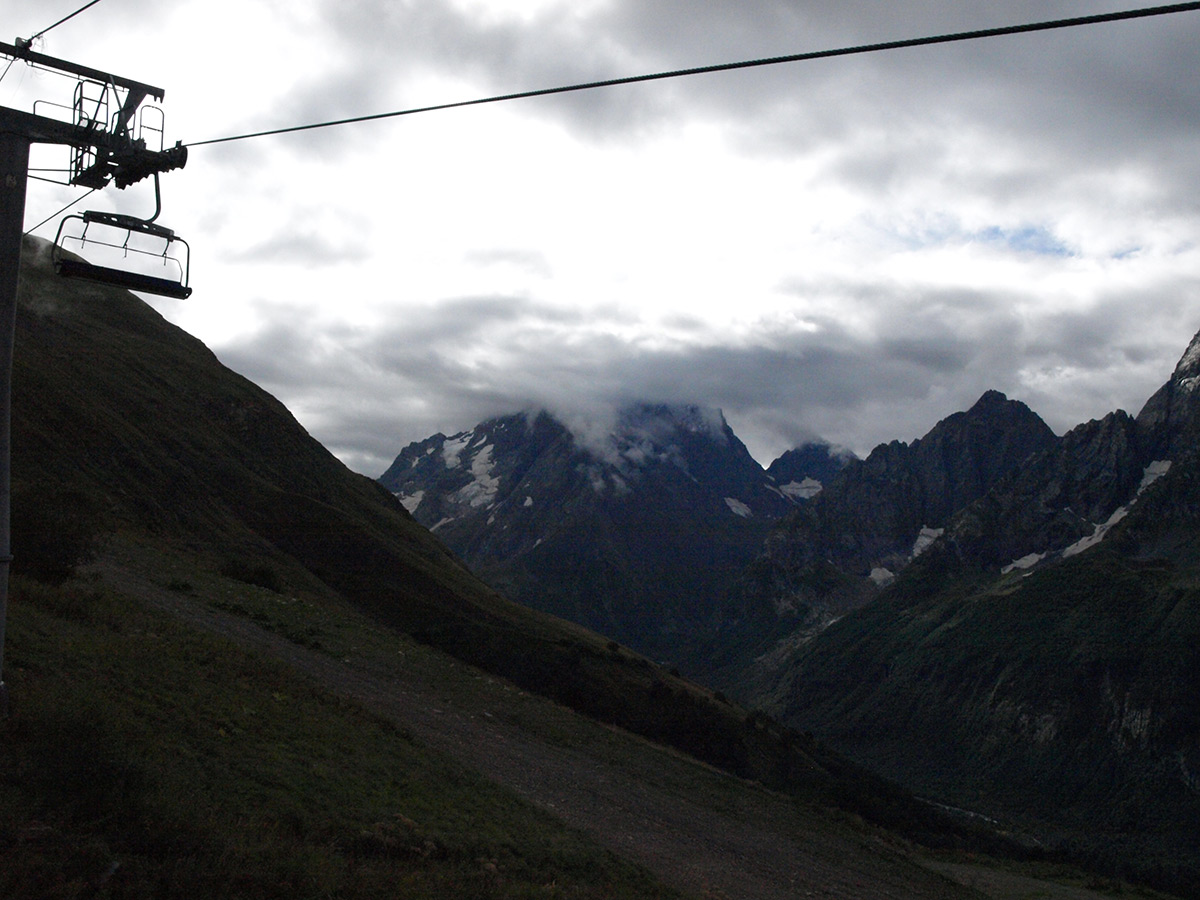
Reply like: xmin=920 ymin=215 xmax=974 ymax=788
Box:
xmin=8 ymin=0 xmax=1200 ymax=475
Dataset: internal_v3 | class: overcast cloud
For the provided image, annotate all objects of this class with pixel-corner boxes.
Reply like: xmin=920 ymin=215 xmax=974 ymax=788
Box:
xmin=10 ymin=1 xmax=1200 ymax=475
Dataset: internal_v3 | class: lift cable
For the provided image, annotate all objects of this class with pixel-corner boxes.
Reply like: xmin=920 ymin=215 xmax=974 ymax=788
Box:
xmin=23 ymin=188 xmax=98 ymax=237
xmin=27 ymin=0 xmax=107 ymax=44
xmin=186 ymin=1 xmax=1200 ymax=150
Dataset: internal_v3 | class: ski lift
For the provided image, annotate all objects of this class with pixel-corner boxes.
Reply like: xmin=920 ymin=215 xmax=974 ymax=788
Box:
xmin=51 ymin=175 xmax=192 ymax=299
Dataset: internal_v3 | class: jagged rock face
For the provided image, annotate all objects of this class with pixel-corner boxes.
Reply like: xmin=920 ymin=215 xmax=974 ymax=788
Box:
xmin=1137 ymin=330 xmax=1200 ymax=459
xmin=707 ymin=392 xmax=1058 ymax=686
xmin=379 ymin=411 xmax=577 ymax=562
xmin=379 ymin=404 xmax=793 ymax=665
xmin=945 ymin=409 xmax=1146 ymax=569
xmin=931 ymin=329 xmax=1200 ymax=575
xmin=746 ymin=391 xmax=1057 ymax=585
xmin=735 ymin=330 xmax=1200 ymax=885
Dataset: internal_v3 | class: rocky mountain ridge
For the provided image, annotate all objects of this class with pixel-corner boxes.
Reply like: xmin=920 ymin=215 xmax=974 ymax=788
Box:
xmin=379 ymin=404 xmax=855 ymax=666
xmin=743 ymin=329 xmax=1200 ymax=895
xmin=709 ymin=390 xmax=1061 ymax=675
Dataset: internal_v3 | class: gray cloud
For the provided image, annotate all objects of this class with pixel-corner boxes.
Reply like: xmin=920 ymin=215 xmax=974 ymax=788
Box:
xmin=211 ymin=262 xmax=1196 ymax=476
xmin=229 ymin=230 xmax=371 ymax=266
xmin=199 ymin=0 xmax=1200 ymax=258
xmin=36 ymin=0 xmax=1200 ymax=478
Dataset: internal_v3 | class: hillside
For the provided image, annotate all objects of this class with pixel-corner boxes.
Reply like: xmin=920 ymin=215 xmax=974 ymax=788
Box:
xmin=12 ymin=235 xmax=852 ymax=796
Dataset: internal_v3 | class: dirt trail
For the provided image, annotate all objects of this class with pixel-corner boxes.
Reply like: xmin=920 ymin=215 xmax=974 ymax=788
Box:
xmin=96 ymin=560 xmax=980 ymax=900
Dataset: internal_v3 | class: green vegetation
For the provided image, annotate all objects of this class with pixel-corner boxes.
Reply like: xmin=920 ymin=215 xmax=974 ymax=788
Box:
xmin=0 ymin=575 xmax=683 ymax=899
xmin=780 ymin=547 xmax=1200 ymax=896
xmin=10 ymin=485 xmax=106 ymax=585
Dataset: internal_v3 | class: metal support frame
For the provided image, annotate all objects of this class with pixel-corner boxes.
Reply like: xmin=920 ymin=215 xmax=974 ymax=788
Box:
xmin=0 ymin=132 xmax=31 ymax=717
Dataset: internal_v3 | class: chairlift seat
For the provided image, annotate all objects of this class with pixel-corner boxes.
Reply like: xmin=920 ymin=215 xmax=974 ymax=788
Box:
xmin=54 ymin=257 xmax=192 ymax=299
xmin=52 ymin=209 xmax=192 ymax=300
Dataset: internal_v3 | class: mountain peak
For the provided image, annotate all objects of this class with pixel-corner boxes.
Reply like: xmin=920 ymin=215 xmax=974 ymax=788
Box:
xmin=1135 ymin=327 xmax=1200 ymax=454
xmin=1172 ymin=328 xmax=1200 ymax=389
xmin=616 ymin=403 xmax=729 ymax=441
xmin=555 ymin=403 xmax=732 ymax=471
xmin=766 ymin=440 xmax=857 ymax=500
xmin=971 ymin=389 xmax=1009 ymax=409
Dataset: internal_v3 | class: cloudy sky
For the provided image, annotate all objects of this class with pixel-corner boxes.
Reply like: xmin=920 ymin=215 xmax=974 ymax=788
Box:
xmin=9 ymin=0 xmax=1200 ymax=474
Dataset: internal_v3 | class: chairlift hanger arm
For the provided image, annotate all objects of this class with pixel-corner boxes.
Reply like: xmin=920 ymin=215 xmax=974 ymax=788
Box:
xmin=1 ymin=39 xmax=164 ymax=104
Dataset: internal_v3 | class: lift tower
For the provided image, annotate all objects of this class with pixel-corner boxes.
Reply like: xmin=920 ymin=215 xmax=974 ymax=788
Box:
xmin=0 ymin=38 xmax=187 ymax=714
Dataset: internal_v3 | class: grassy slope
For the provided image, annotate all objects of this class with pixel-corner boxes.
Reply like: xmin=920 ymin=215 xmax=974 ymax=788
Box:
xmin=0 ymin=574 xmax=681 ymax=900
xmin=3 ymin=519 xmax=1173 ymax=900
xmin=774 ymin=544 xmax=1200 ymax=895
xmin=8 ymin=236 xmax=901 ymax=813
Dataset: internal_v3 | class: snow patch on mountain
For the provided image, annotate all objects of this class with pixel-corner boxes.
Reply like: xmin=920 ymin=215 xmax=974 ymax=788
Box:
xmin=453 ymin=443 xmax=500 ymax=508
xmin=725 ymin=497 xmax=752 ymax=518
xmin=869 ymin=567 xmax=895 ymax=586
xmin=398 ymin=490 xmax=424 ymax=514
xmin=780 ymin=478 xmax=822 ymax=500
xmin=1139 ymin=460 xmax=1172 ymax=494
xmin=1061 ymin=459 xmax=1171 ymax=558
xmin=1002 ymin=551 xmax=1047 ymax=575
xmin=1063 ymin=506 xmax=1130 ymax=558
xmin=442 ymin=432 xmax=473 ymax=468
xmin=999 ymin=459 xmax=1175 ymax=574
xmin=912 ymin=526 xmax=944 ymax=558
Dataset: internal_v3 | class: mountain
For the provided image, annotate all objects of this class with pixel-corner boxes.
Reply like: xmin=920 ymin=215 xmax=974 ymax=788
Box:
xmin=711 ymin=390 xmax=1059 ymax=683
xmin=744 ymin=332 xmax=1200 ymax=896
xmin=379 ymin=404 xmax=796 ymax=668
xmin=782 ymin=389 xmax=1058 ymax=579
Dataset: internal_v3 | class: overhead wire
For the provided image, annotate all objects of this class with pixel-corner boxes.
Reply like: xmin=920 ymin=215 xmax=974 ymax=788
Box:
xmin=186 ymin=1 xmax=1200 ymax=149
xmin=4 ymin=0 xmax=107 ymax=86
xmin=28 ymin=0 xmax=107 ymax=43
xmin=23 ymin=188 xmax=98 ymax=237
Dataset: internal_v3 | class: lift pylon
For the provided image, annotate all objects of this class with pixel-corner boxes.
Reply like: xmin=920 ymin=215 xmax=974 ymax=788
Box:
xmin=0 ymin=37 xmax=190 ymax=714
